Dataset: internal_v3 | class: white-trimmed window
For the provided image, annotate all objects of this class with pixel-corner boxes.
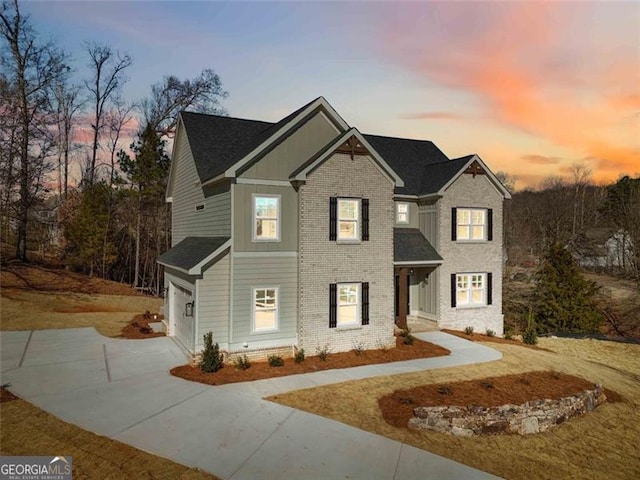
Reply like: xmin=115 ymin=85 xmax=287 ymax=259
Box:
xmin=456 ymin=273 xmax=486 ymax=306
xmin=253 ymin=287 xmax=278 ymax=332
xmin=253 ymin=195 xmax=280 ymax=241
xmin=338 ymin=199 xmax=359 ymax=240
xmin=457 ymin=208 xmax=486 ymax=241
xmin=396 ymin=203 xmax=409 ymax=224
xmin=337 ymin=283 xmax=359 ymax=326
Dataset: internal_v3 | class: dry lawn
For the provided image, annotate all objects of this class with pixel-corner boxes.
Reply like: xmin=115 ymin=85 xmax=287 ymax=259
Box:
xmin=268 ymin=338 xmax=640 ymax=480
xmin=0 ymin=392 xmax=220 ymax=480
xmin=1 ymin=264 xmax=162 ymax=336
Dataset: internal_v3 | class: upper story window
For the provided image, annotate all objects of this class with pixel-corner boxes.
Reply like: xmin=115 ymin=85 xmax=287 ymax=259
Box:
xmin=253 ymin=195 xmax=280 ymax=241
xmin=454 ymin=207 xmax=491 ymax=241
xmin=329 ymin=197 xmax=369 ymax=242
xmin=253 ymin=287 xmax=278 ymax=332
xmin=396 ymin=203 xmax=409 ymax=224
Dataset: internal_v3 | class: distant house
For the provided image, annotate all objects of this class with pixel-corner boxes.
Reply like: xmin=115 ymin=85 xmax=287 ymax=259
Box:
xmin=571 ymin=228 xmax=635 ymax=271
xmin=158 ymin=97 xmax=511 ymax=360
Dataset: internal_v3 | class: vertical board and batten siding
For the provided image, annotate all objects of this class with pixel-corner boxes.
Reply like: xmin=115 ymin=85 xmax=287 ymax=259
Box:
xmin=170 ymin=125 xmax=231 ymax=246
xmin=409 ymin=266 xmax=439 ymax=318
xmin=195 ymin=254 xmax=230 ymax=350
xmin=233 ymin=183 xmax=298 ymax=252
xmin=418 ymin=203 xmax=439 ymax=249
xmin=240 ymin=111 xmax=341 ymax=181
xmin=231 ymin=255 xmax=298 ymax=348
xmin=437 ymin=173 xmax=505 ymax=335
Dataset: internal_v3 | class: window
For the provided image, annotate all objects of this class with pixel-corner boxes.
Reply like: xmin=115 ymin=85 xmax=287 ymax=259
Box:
xmin=456 ymin=273 xmax=486 ymax=306
xmin=330 ymin=198 xmax=369 ymax=241
xmin=329 ymin=282 xmax=369 ymax=327
xmin=456 ymin=208 xmax=486 ymax=241
xmin=396 ymin=203 xmax=409 ymax=224
xmin=253 ymin=288 xmax=278 ymax=332
xmin=338 ymin=199 xmax=359 ymax=240
xmin=253 ymin=195 xmax=280 ymax=241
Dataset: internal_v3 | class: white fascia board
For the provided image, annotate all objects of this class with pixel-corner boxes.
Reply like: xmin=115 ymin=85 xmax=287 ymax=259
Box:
xmin=201 ymin=173 xmax=226 ymax=188
xmin=394 ymin=260 xmax=443 ymax=266
xmin=394 ymin=194 xmax=419 ymax=200
xmin=223 ymin=97 xmax=349 ymax=179
xmin=439 ymin=155 xmax=512 ymax=199
xmin=291 ymin=128 xmax=405 ymax=187
xmin=165 ymin=115 xmax=184 ymax=201
xmin=157 ymin=260 xmax=190 ymax=276
xmin=188 ymin=240 xmax=232 ymax=275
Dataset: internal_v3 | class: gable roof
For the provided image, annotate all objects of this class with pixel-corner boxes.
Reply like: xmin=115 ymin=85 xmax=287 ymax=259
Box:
xmin=175 ymin=98 xmax=509 ymax=198
xmin=157 ymin=237 xmax=230 ymax=275
xmin=394 ymin=228 xmax=443 ymax=264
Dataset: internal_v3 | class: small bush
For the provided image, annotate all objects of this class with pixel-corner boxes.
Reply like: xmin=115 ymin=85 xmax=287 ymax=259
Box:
xmin=504 ymin=325 xmax=514 ymax=340
xmin=485 ymin=329 xmax=495 ymax=337
xmin=267 ymin=355 xmax=284 ymax=367
xmin=294 ymin=348 xmax=305 ymax=364
xmin=522 ymin=307 xmax=538 ymax=345
xmin=399 ymin=328 xmax=415 ymax=345
xmin=316 ymin=344 xmax=331 ymax=361
xmin=438 ymin=386 xmax=452 ymax=395
xmin=234 ymin=354 xmax=251 ymax=371
xmin=375 ymin=338 xmax=389 ymax=352
xmin=464 ymin=326 xmax=474 ymax=335
xmin=200 ymin=332 xmax=224 ymax=373
xmin=351 ymin=340 xmax=366 ymax=356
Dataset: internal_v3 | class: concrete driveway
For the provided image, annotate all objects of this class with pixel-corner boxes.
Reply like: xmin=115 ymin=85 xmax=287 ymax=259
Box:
xmin=1 ymin=328 xmax=501 ymax=479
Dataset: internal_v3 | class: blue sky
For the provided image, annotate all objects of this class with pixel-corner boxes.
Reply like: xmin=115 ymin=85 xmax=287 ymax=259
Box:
xmin=23 ymin=1 xmax=640 ymax=188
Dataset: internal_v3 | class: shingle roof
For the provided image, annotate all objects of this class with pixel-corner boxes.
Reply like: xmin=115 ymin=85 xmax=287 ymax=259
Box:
xmin=394 ymin=228 xmax=443 ymax=263
xmin=363 ymin=134 xmax=451 ymax=195
xmin=158 ymin=237 xmax=230 ymax=271
xmin=179 ymin=101 xmax=473 ymax=195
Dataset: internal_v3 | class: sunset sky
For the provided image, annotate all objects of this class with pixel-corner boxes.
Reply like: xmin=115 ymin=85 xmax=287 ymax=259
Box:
xmin=23 ymin=1 xmax=640 ymax=189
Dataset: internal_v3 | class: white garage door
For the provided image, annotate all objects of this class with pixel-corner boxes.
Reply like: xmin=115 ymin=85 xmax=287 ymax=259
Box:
xmin=173 ymin=284 xmax=194 ymax=352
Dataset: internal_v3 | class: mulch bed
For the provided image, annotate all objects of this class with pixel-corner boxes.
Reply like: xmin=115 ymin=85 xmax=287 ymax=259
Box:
xmin=1 ymin=387 xmax=18 ymax=403
xmin=120 ymin=312 xmax=165 ymax=339
xmin=378 ymin=371 xmax=624 ymax=428
xmin=171 ymin=336 xmax=450 ymax=386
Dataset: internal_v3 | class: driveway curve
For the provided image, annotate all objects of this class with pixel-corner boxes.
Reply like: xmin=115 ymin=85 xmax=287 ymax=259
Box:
xmin=0 ymin=328 xmax=502 ymax=479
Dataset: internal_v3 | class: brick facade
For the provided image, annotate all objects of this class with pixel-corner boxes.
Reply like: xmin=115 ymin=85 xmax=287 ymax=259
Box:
xmin=437 ymin=173 xmax=505 ymax=335
xmin=298 ymin=152 xmax=396 ymax=353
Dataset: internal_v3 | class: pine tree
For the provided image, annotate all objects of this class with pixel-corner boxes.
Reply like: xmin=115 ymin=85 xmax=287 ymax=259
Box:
xmin=533 ymin=244 xmax=603 ymax=333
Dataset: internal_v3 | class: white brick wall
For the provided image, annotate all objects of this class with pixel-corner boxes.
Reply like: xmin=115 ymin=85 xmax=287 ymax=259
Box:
xmin=298 ymin=153 xmax=396 ymax=353
xmin=437 ymin=173 xmax=505 ymax=336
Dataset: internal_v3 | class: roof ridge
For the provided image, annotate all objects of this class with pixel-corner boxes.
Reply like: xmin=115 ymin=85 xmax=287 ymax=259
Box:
xmin=363 ymin=132 xmax=437 ymax=143
xmin=181 ymin=110 xmax=275 ymax=126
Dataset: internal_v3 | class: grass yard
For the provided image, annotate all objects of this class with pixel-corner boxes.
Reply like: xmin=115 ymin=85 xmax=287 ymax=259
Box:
xmin=0 ymin=391 xmax=220 ymax=480
xmin=268 ymin=338 xmax=640 ymax=480
xmin=1 ymin=264 xmax=162 ymax=337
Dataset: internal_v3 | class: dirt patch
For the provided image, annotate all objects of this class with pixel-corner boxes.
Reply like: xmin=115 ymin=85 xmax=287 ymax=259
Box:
xmin=120 ymin=312 xmax=165 ymax=339
xmin=172 ymin=337 xmax=450 ymax=386
xmin=0 ymin=387 xmax=18 ymax=403
xmin=378 ymin=371 xmax=623 ymax=429
xmin=0 ymin=391 xmax=221 ymax=479
xmin=442 ymin=329 xmax=551 ymax=350
xmin=1 ymin=263 xmax=140 ymax=296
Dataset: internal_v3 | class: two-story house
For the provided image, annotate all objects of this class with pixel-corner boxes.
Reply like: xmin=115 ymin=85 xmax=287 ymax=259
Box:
xmin=158 ymin=97 xmax=511 ymax=360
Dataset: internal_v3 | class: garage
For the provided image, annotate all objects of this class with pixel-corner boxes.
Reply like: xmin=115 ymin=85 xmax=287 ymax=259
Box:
xmin=172 ymin=283 xmax=195 ymax=352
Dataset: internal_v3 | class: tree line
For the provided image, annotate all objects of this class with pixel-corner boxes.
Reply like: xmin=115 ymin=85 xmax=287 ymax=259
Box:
xmin=0 ymin=0 xmax=227 ymax=294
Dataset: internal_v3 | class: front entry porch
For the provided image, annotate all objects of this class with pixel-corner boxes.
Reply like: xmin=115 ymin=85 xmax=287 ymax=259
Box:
xmin=394 ymin=265 xmax=440 ymax=330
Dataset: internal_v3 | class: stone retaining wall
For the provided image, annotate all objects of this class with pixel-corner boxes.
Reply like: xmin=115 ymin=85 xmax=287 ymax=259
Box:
xmin=408 ymin=385 xmax=606 ymax=436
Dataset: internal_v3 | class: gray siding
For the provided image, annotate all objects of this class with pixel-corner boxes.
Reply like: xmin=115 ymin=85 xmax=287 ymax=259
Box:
xmin=231 ymin=255 xmax=298 ymax=347
xmin=394 ymin=201 xmax=418 ymax=228
xmin=409 ymin=266 xmax=438 ymax=318
xmin=418 ymin=202 xmax=439 ymax=249
xmin=233 ymin=183 xmax=298 ymax=252
xmin=196 ymin=253 xmax=230 ymax=350
xmin=170 ymin=124 xmax=231 ymax=246
xmin=240 ymin=111 xmax=340 ymax=181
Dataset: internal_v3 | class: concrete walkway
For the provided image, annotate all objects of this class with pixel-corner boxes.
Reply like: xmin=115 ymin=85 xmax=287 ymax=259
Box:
xmin=1 ymin=328 xmax=502 ymax=479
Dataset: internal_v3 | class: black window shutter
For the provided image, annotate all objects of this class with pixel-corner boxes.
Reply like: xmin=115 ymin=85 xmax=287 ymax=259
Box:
xmin=451 ymin=273 xmax=457 ymax=308
xmin=487 ymin=208 xmax=493 ymax=241
xmin=487 ymin=272 xmax=493 ymax=305
xmin=362 ymin=199 xmax=369 ymax=241
xmin=361 ymin=282 xmax=369 ymax=325
xmin=329 ymin=283 xmax=337 ymax=328
xmin=329 ymin=197 xmax=337 ymax=241
xmin=451 ymin=208 xmax=457 ymax=241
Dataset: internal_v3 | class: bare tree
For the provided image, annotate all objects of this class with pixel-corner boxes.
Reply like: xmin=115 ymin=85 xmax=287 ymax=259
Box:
xmin=142 ymin=69 xmax=227 ymax=137
xmin=52 ymin=79 xmax=82 ymax=199
xmin=569 ymin=162 xmax=592 ymax=236
xmin=84 ymin=42 xmax=132 ymax=186
xmin=495 ymin=171 xmax=517 ymax=193
xmin=104 ymin=98 xmax=135 ymax=187
xmin=1 ymin=0 xmax=69 ymax=261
